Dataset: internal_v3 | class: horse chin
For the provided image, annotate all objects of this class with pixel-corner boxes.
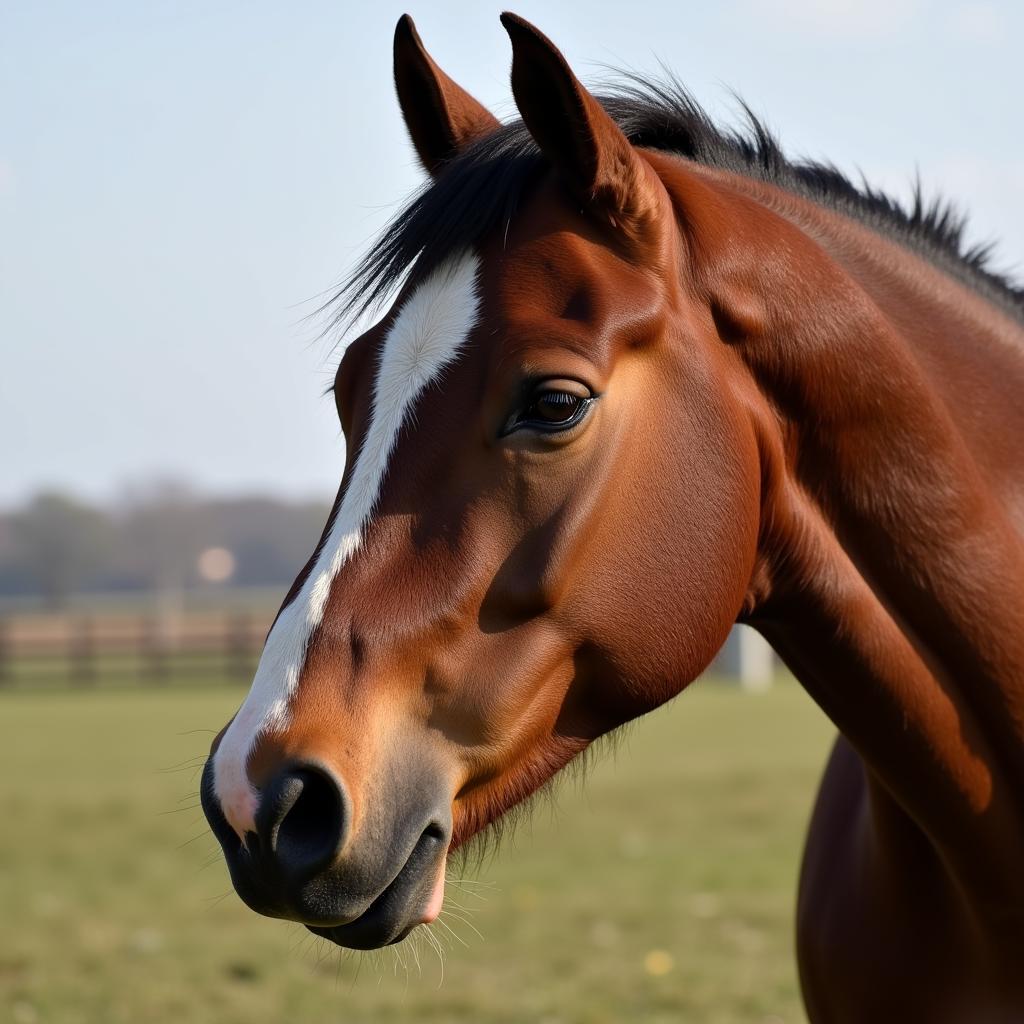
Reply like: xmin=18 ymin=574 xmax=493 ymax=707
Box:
xmin=308 ymin=916 xmax=418 ymax=951
xmin=306 ymin=901 xmax=434 ymax=953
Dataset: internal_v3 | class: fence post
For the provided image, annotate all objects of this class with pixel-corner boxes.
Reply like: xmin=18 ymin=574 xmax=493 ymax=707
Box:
xmin=140 ymin=614 xmax=169 ymax=685
xmin=70 ymin=614 xmax=96 ymax=687
xmin=737 ymin=625 xmax=774 ymax=692
xmin=0 ymin=615 xmax=9 ymax=687
xmin=715 ymin=625 xmax=775 ymax=691
xmin=226 ymin=611 xmax=252 ymax=683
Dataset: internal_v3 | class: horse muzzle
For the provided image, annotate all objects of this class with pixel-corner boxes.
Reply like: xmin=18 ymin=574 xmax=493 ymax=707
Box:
xmin=200 ymin=758 xmax=450 ymax=949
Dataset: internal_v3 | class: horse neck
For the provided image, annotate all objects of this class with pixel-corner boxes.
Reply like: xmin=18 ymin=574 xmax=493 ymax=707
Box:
xmin=682 ymin=162 xmax=1024 ymax=904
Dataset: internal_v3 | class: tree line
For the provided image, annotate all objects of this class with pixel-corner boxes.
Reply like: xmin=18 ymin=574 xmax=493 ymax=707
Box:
xmin=0 ymin=483 xmax=331 ymax=608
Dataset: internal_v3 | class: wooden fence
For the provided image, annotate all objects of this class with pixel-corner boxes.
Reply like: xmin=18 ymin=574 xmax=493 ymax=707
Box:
xmin=0 ymin=609 xmax=273 ymax=689
xmin=0 ymin=610 xmax=778 ymax=692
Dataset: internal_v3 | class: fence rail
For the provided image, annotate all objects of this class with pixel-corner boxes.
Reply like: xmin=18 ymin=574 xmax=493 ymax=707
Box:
xmin=0 ymin=609 xmax=273 ymax=689
xmin=0 ymin=611 xmax=778 ymax=692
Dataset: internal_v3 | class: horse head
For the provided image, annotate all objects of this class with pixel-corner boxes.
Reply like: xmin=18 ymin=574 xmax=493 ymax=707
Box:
xmin=202 ymin=13 xmax=762 ymax=950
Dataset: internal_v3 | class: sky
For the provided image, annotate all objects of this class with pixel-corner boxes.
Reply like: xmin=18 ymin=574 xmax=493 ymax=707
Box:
xmin=2 ymin=0 xmax=1022 ymax=506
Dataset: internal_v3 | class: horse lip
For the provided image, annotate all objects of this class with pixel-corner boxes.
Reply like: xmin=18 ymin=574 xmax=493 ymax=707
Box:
xmin=306 ymin=824 xmax=447 ymax=950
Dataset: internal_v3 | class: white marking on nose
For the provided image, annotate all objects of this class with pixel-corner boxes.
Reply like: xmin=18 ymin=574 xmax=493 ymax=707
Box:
xmin=212 ymin=252 xmax=481 ymax=837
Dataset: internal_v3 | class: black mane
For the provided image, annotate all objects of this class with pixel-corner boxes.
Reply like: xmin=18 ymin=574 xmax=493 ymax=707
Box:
xmin=327 ymin=73 xmax=1024 ymax=330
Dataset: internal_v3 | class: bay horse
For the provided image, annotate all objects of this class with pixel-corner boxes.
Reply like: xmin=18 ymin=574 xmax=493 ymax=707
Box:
xmin=201 ymin=13 xmax=1024 ymax=1021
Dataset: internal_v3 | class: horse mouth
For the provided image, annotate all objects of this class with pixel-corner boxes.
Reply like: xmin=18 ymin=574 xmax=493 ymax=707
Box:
xmin=306 ymin=825 xmax=447 ymax=950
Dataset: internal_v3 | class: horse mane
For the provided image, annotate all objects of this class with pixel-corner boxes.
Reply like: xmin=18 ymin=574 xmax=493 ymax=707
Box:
xmin=325 ymin=72 xmax=1024 ymax=332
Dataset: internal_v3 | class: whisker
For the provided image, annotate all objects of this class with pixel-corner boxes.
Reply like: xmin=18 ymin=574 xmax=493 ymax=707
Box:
xmin=203 ymin=889 xmax=234 ymax=909
xmin=349 ymin=947 xmax=365 ymax=991
xmin=370 ymin=947 xmax=386 ymax=987
xmin=434 ymin=914 xmax=470 ymax=949
xmin=333 ymin=947 xmax=345 ymax=991
xmin=158 ymin=802 xmax=202 ymax=816
xmin=154 ymin=758 xmax=208 ymax=775
xmin=314 ymin=936 xmax=336 ymax=971
xmin=443 ymin=907 xmax=485 ymax=943
xmin=175 ymin=828 xmax=212 ymax=850
xmin=444 ymin=896 xmax=484 ymax=921
xmin=390 ymin=941 xmax=409 ymax=987
xmin=408 ymin=930 xmax=423 ymax=977
xmin=197 ymin=850 xmax=224 ymax=872
xmin=423 ymin=925 xmax=446 ymax=988
xmin=446 ymin=880 xmax=495 ymax=902
xmin=289 ymin=927 xmax=316 ymax=960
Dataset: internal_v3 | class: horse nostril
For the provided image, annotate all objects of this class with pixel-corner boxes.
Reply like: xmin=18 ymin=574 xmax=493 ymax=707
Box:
xmin=257 ymin=765 xmax=348 ymax=881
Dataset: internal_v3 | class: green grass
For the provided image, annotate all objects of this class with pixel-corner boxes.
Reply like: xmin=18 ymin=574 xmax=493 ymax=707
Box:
xmin=0 ymin=680 xmax=834 ymax=1024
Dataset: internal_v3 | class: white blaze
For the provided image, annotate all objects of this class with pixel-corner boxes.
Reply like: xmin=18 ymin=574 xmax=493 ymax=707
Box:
xmin=212 ymin=253 xmax=481 ymax=836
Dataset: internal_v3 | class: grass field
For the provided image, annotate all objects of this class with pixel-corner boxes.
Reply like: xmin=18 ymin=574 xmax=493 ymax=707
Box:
xmin=0 ymin=680 xmax=834 ymax=1024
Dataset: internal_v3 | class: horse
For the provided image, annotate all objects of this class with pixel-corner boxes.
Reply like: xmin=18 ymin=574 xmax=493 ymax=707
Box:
xmin=200 ymin=13 xmax=1024 ymax=1021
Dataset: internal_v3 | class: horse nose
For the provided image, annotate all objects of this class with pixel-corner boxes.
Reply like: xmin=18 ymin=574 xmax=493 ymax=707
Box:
xmin=254 ymin=764 xmax=349 ymax=881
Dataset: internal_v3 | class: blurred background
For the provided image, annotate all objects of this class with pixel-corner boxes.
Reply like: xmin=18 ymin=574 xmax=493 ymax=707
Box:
xmin=2 ymin=2 xmax=1021 ymax=1022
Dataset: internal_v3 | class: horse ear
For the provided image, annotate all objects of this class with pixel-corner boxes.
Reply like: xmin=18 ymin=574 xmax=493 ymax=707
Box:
xmin=394 ymin=15 xmax=500 ymax=176
xmin=500 ymin=12 xmax=656 ymax=229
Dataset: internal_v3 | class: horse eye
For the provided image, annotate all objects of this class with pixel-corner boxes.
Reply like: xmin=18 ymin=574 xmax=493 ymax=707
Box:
xmin=507 ymin=381 xmax=595 ymax=435
xmin=529 ymin=390 xmax=585 ymax=424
